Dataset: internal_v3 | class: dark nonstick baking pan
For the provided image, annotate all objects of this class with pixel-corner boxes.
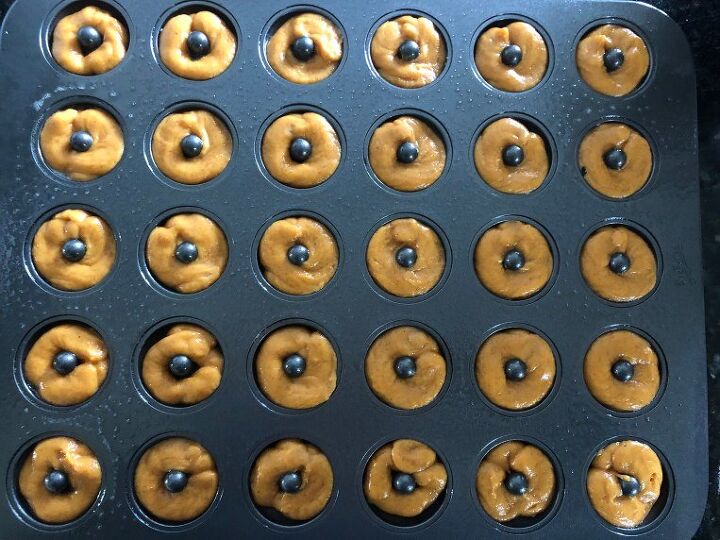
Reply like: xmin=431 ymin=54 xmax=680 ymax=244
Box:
xmin=0 ymin=0 xmax=706 ymax=537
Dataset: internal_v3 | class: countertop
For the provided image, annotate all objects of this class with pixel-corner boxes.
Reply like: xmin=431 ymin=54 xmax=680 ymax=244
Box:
xmin=0 ymin=0 xmax=717 ymax=537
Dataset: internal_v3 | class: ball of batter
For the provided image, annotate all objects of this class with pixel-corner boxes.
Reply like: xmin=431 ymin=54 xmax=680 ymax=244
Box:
xmin=587 ymin=440 xmax=663 ymax=528
xmin=141 ymin=324 xmax=223 ymax=406
xmin=365 ymin=326 xmax=446 ymax=409
xmin=474 ymin=220 xmax=553 ymax=300
xmin=18 ymin=436 xmax=102 ymax=524
xmin=579 ymin=123 xmax=652 ymax=199
xmin=475 ymin=329 xmax=555 ymax=410
xmin=576 ymin=25 xmax=650 ymax=97
xmin=51 ymin=6 xmax=128 ymax=75
xmin=474 ymin=117 xmax=549 ymax=194
xmin=584 ymin=330 xmax=660 ymax=412
xmin=261 ymin=112 xmax=341 ymax=188
xmin=367 ymin=218 xmax=445 ymax=298
xmin=32 ymin=209 xmax=116 ymax=291
xmin=24 ymin=323 xmax=108 ymax=406
xmin=364 ymin=439 xmax=447 ymax=518
xmin=370 ymin=15 xmax=446 ymax=89
xmin=255 ymin=326 xmax=337 ymax=409
xmin=152 ymin=109 xmax=232 ymax=184
xmin=267 ymin=13 xmax=343 ymax=84
xmin=134 ymin=437 xmax=218 ymax=523
xmin=250 ymin=439 xmax=333 ymax=521
xmin=159 ymin=10 xmax=236 ymax=80
xmin=475 ymin=21 xmax=548 ymax=92
xmin=40 ymin=107 xmax=124 ymax=181
xmin=580 ymin=225 xmax=657 ymax=302
xmin=368 ymin=116 xmax=446 ymax=192
xmin=258 ymin=216 xmax=338 ymax=295
xmin=476 ymin=441 xmax=555 ymax=522
xmin=146 ymin=213 xmax=228 ymax=294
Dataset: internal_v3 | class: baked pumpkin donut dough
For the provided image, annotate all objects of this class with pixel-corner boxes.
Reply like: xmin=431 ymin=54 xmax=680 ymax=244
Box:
xmin=152 ymin=110 xmax=232 ymax=184
xmin=365 ymin=326 xmax=446 ymax=409
xmin=370 ymin=16 xmax=446 ymax=89
xmin=584 ymin=330 xmax=660 ymax=412
xmin=367 ymin=218 xmax=445 ymax=297
xmin=258 ymin=217 xmax=338 ymax=295
xmin=581 ymin=226 xmax=657 ymax=302
xmin=475 ymin=329 xmax=555 ymax=410
xmin=267 ymin=13 xmax=343 ymax=84
xmin=250 ymin=439 xmax=333 ymax=521
xmin=587 ymin=440 xmax=663 ymax=528
xmin=32 ymin=209 xmax=116 ymax=291
xmin=474 ymin=221 xmax=553 ymax=300
xmin=576 ymin=25 xmax=650 ymax=97
xmin=40 ymin=108 xmax=124 ymax=181
xmin=365 ymin=439 xmax=447 ymax=518
xmin=255 ymin=326 xmax=337 ymax=409
xmin=475 ymin=21 xmax=548 ymax=92
xmin=24 ymin=323 xmax=108 ymax=406
xmin=476 ymin=441 xmax=555 ymax=522
xmin=134 ymin=438 xmax=218 ymax=522
xmin=159 ymin=11 xmax=236 ymax=80
xmin=51 ymin=6 xmax=128 ymax=75
xmin=474 ymin=118 xmax=549 ymax=194
xmin=146 ymin=213 xmax=228 ymax=294
xmin=368 ymin=116 xmax=446 ymax=191
xmin=579 ymin=123 xmax=652 ymax=199
xmin=142 ymin=324 xmax=223 ymax=406
xmin=262 ymin=112 xmax=340 ymax=188
xmin=18 ymin=436 xmax=102 ymax=524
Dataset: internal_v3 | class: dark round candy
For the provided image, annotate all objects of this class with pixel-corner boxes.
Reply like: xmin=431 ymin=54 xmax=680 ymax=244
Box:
xmin=619 ymin=475 xmax=641 ymax=497
xmin=283 ymin=354 xmax=306 ymax=378
xmin=396 ymin=141 xmax=419 ymax=164
xmin=603 ymin=147 xmax=627 ymax=170
xmin=395 ymin=246 xmax=417 ymax=268
xmin=500 ymin=44 xmax=523 ymax=67
xmin=287 ymin=244 xmax=310 ymax=266
xmin=61 ymin=238 xmax=87 ymax=262
xmin=175 ymin=241 xmax=199 ymax=264
xmin=53 ymin=351 xmax=79 ymax=375
xmin=76 ymin=25 xmax=103 ymax=55
xmin=502 ymin=249 xmax=525 ymax=271
xmin=187 ymin=30 xmax=210 ymax=59
xmin=397 ymin=39 xmax=420 ymax=62
xmin=504 ymin=471 xmax=529 ymax=496
xmin=278 ymin=471 xmax=302 ymax=493
xmin=393 ymin=356 xmax=417 ymax=379
xmin=603 ymin=47 xmax=625 ymax=73
xmin=502 ymin=144 xmax=525 ymax=167
xmin=503 ymin=358 xmax=527 ymax=382
xmin=44 ymin=470 xmax=70 ymax=494
xmin=291 ymin=35 xmax=315 ymax=62
xmin=70 ymin=130 xmax=94 ymax=153
xmin=168 ymin=355 xmax=195 ymax=378
xmin=180 ymin=134 xmax=204 ymax=158
xmin=392 ymin=472 xmax=416 ymax=494
xmin=163 ymin=470 xmax=188 ymax=493
xmin=611 ymin=358 xmax=635 ymax=382
xmin=608 ymin=252 xmax=631 ymax=275
xmin=289 ymin=137 xmax=312 ymax=163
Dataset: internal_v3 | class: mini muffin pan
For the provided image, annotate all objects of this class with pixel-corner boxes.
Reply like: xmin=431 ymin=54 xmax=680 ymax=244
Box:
xmin=0 ymin=0 xmax=707 ymax=537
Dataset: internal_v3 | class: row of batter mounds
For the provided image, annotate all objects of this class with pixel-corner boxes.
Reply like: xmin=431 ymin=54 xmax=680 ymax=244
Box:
xmin=42 ymin=2 xmax=651 ymax=97
xmin=25 ymin=206 xmax=662 ymax=304
xmin=15 ymin=314 xmax=667 ymax=415
xmin=32 ymin=98 xmax=659 ymax=200
xmin=7 ymin=432 xmax=672 ymax=534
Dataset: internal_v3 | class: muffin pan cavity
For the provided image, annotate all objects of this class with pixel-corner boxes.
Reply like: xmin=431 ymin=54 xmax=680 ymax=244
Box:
xmin=0 ymin=0 xmax=705 ymax=537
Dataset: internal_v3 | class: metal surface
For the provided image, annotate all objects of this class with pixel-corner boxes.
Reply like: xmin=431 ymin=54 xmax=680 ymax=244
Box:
xmin=0 ymin=0 xmax=709 ymax=538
